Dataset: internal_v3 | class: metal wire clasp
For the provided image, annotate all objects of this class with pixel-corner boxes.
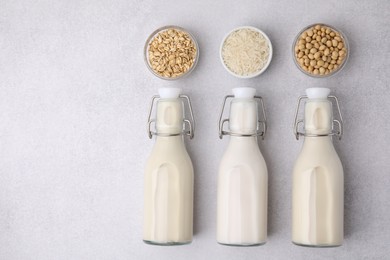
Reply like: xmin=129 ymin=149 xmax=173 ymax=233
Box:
xmin=218 ymin=95 xmax=267 ymax=140
xmin=293 ymin=95 xmax=343 ymax=140
xmin=147 ymin=94 xmax=195 ymax=139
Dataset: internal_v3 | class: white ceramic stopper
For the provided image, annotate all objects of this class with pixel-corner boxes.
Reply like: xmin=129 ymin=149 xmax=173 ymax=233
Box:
xmin=158 ymin=87 xmax=182 ymax=99
xmin=232 ymin=87 xmax=256 ymax=98
xmin=306 ymin=88 xmax=330 ymax=99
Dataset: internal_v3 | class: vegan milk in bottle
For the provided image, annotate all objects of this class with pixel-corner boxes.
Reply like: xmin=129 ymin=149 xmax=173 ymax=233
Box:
xmin=143 ymin=88 xmax=195 ymax=245
xmin=217 ymin=87 xmax=268 ymax=246
xmin=292 ymin=87 xmax=344 ymax=247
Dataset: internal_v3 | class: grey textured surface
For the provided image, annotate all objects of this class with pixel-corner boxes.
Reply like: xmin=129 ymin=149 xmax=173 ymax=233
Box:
xmin=0 ymin=0 xmax=389 ymax=259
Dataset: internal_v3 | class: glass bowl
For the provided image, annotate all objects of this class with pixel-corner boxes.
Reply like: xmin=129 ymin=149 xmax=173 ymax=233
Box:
xmin=144 ymin=25 xmax=199 ymax=80
xmin=292 ymin=23 xmax=349 ymax=78
xmin=220 ymin=26 xmax=273 ymax=79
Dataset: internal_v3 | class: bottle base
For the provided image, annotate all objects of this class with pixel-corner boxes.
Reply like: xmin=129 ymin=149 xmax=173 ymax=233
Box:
xmin=217 ymin=241 xmax=266 ymax=247
xmin=292 ymin=241 xmax=342 ymax=248
xmin=143 ymin=239 xmax=192 ymax=246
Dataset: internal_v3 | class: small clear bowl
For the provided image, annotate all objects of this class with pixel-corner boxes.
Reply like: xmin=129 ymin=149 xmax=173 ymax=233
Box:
xmin=144 ymin=25 xmax=199 ymax=80
xmin=292 ymin=23 xmax=349 ymax=78
xmin=220 ymin=26 xmax=273 ymax=79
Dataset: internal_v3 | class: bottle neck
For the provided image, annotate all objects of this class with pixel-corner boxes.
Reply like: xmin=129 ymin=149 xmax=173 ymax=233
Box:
xmin=155 ymin=98 xmax=184 ymax=135
xmin=155 ymin=135 xmax=184 ymax=143
xmin=304 ymin=99 xmax=333 ymax=135
xmin=228 ymin=136 xmax=258 ymax=146
xmin=229 ymin=98 xmax=258 ymax=135
xmin=302 ymin=136 xmax=334 ymax=147
xmin=153 ymin=135 xmax=186 ymax=152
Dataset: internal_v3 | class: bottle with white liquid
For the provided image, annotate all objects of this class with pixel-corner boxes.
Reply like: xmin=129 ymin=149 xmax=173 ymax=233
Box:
xmin=217 ymin=87 xmax=268 ymax=246
xmin=292 ymin=87 xmax=344 ymax=247
xmin=143 ymin=88 xmax=195 ymax=245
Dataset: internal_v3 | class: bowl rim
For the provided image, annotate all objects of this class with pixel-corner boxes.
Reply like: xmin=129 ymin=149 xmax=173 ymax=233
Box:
xmin=292 ymin=23 xmax=349 ymax=78
xmin=219 ymin=25 xmax=273 ymax=79
xmin=144 ymin=25 xmax=199 ymax=80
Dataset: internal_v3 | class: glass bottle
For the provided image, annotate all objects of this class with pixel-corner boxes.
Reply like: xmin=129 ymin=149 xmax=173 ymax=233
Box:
xmin=217 ymin=87 xmax=268 ymax=246
xmin=143 ymin=87 xmax=195 ymax=245
xmin=292 ymin=87 xmax=344 ymax=247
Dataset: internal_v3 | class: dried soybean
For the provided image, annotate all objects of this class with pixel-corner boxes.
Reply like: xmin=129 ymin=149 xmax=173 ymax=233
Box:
xmin=294 ymin=24 xmax=347 ymax=76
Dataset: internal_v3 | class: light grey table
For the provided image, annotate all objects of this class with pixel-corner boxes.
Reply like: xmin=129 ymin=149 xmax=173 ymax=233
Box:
xmin=0 ymin=0 xmax=389 ymax=259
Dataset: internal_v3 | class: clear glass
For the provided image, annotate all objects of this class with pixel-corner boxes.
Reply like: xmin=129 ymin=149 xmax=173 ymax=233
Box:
xmin=144 ymin=25 xmax=199 ymax=80
xmin=143 ymin=240 xmax=191 ymax=246
xmin=292 ymin=23 xmax=349 ymax=78
xmin=220 ymin=26 xmax=273 ymax=79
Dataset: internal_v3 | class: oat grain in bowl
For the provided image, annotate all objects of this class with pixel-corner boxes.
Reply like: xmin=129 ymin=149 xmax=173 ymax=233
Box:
xmin=220 ymin=26 xmax=272 ymax=78
xmin=293 ymin=24 xmax=349 ymax=77
xmin=144 ymin=26 xmax=198 ymax=80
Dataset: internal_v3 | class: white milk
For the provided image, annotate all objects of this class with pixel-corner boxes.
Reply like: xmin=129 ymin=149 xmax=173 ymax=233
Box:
xmin=292 ymin=88 xmax=344 ymax=247
xmin=143 ymin=88 xmax=194 ymax=245
xmin=217 ymin=88 xmax=268 ymax=246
